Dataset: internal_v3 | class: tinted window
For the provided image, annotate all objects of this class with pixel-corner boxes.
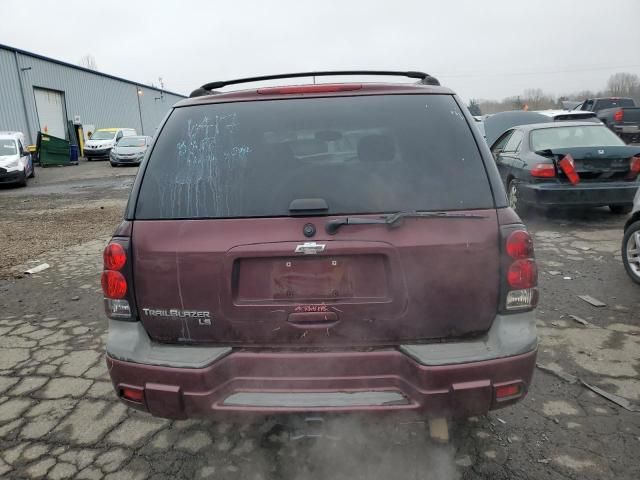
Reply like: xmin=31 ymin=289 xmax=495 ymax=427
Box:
xmin=502 ymin=130 xmax=524 ymax=152
xmin=595 ymin=98 xmax=635 ymax=110
xmin=492 ymin=130 xmax=513 ymax=152
xmin=135 ymin=95 xmax=493 ymax=219
xmin=118 ymin=137 xmax=146 ymax=147
xmin=530 ymin=125 xmax=625 ymax=151
xmin=581 ymin=100 xmax=594 ymax=111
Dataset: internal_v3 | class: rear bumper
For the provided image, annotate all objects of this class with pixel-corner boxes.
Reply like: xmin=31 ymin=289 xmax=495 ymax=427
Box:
xmin=519 ymin=181 xmax=638 ymax=207
xmin=106 ymin=313 xmax=538 ymax=420
xmin=613 ymin=124 xmax=640 ymax=134
xmin=110 ymin=158 xmax=141 ymax=165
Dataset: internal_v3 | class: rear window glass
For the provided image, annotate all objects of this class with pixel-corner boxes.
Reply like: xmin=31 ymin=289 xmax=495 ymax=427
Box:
xmin=135 ymin=94 xmax=493 ymax=219
xmin=595 ymin=98 xmax=635 ymax=109
xmin=118 ymin=137 xmax=146 ymax=147
xmin=530 ymin=125 xmax=625 ymax=151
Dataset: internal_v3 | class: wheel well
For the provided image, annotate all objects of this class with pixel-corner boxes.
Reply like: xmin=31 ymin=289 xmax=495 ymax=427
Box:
xmin=625 ymin=212 xmax=640 ymax=232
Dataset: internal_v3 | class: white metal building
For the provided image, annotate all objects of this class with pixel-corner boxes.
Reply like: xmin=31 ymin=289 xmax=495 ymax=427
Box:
xmin=0 ymin=43 xmax=185 ymax=145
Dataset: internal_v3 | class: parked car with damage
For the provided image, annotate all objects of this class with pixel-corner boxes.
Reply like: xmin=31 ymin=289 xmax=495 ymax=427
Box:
xmin=103 ymin=71 xmax=538 ymax=432
xmin=109 ymin=136 xmax=151 ymax=167
xmin=0 ymin=131 xmax=34 ymax=187
xmin=575 ymin=97 xmax=640 ymax=144
xmin=487 ymin=119 xmax=640 ymax=215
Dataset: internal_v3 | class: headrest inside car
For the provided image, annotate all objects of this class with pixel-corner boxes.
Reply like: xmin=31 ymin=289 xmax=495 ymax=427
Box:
xmin=357 ymin=134 xmax=395 ymax=162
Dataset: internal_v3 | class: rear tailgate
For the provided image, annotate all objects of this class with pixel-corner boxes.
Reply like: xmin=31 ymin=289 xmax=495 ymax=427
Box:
xmin=133 ymin=213 xmax=500 ymax=346
xmin=619 ymin=107 xmax=640 ymax=124
xmin=130 ymin=92 xmax=502 ymax=347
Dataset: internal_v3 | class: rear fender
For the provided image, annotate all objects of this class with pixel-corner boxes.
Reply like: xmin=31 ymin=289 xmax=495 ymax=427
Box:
xmin=625 ymin=211 xmax=640 ymax=232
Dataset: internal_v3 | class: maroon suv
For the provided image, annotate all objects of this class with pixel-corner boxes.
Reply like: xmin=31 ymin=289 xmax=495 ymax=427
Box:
xmin=103 ymin=71 xmax=538 ymax=423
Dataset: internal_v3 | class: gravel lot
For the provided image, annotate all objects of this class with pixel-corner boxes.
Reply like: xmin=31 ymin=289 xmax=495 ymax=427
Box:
xmin=0 ymin=162 xmax=639 ymax=479
xmin=0 ymin=162 xmax=136 ymax=278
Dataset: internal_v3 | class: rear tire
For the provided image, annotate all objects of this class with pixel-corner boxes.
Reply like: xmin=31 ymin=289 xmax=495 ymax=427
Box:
xmin=507 ymin=180 xmax=529 ymax=216
xmin=622 ymin=221 xmax=640 ymax=284
xmin=610 ymin=205 xmax=632 ymax=214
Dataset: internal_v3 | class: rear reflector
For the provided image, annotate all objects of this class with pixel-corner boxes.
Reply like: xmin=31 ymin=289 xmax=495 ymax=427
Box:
xmin=120 ymin=387 xmax=144 ymax=403
xmin=628 ymin=156 xmax=640 ymax=179
xmin=495 ymin=383 xmax=522 ymax=400
xmin=257 ymin=84 xmax=362 ymax=95
xmin=558 ymin=154 xmax=580 ymax=185
xmin=506 ymin=230 xmax=534 ymax=259
xmin=530 ymin=163 xmax=555 ymax=178
xmin=104 ymin=298 xmax=132 ymax=318
xmin=506 ymin=288 xmax=538 ymax=310
xmin=507 ymin=259 xmax=537 ymax=289
xmin=101 ymin=270 xmax=127 ymax=299
xmin=103 ymin=243 xmax=127 ymax=270
xmin=614 ymin=109 xmax=624 ymax=122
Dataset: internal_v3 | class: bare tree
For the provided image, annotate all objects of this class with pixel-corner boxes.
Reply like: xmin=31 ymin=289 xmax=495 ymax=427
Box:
xmin=468 ymin=99 xmax=481 ymax=116
xmin=79 ymin=54 xmax=98 ymax=71
xmin=476 ymin=73 xmax=640 ymax=115
xmin=607 ymin=72 xmax=640 ymax=98
xmin=522 ymin=88 xmax=556 ymax=110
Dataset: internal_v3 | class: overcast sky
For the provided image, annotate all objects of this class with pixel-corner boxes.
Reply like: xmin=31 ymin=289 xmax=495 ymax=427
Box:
xmin=2 ymin=0 xmax=639 ymax=101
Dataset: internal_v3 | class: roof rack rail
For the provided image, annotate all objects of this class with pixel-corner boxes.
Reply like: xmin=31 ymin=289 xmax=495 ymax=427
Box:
xmin=190 ymin=70 xmax=440 ymax=97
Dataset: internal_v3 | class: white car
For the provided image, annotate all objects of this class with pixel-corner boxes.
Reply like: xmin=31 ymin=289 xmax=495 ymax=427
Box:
xmin=535 ymin=109 xmax=601 ymax=123
xmin=84 ymin=128 xmax=137 ymax=161
xmin=0 ymin=131 xmax=34 ymax=187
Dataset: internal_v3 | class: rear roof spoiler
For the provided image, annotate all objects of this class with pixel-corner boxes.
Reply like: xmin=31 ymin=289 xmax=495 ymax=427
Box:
xmin=190 ymin=70 xmax=440 ymax=97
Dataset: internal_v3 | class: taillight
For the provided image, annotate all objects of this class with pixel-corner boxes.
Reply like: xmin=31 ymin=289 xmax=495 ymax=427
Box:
xmin=507 ymin=260 xmax=537 ymax=289
xmin=506 ymin=230 xmax=534 ymax=259
xmin=501 ymin=227 xmax=538 ymax=312
xmin=102 ymin=239 xmax=135 ymax=320
xmin=101 ymin=270 xmax=127 ymax=298
xmin=103 ymin=243 xmax=126 ymax=270
xmin=530 ymin=163 xmax=555 ymax=178
xmin=628 ymin=156 xmax=640 ymax=179
xmin=614 ymin=109 xmax=624 ymax=122
xmin=558 ymin=154 xmax=580 ymax=185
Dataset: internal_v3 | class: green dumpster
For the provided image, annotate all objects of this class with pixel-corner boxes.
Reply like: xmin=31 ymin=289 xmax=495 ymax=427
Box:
xmin=39 ymin=132 xmax=70 ymax=167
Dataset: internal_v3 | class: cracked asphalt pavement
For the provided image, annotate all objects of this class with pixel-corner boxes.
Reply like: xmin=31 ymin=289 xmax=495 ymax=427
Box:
xmin=1 ymin=163 xmax=639 ymax=479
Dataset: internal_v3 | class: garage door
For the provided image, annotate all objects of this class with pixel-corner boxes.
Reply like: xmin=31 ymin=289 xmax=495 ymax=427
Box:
xmin=34 ymin=88 xmax=67 ymax=139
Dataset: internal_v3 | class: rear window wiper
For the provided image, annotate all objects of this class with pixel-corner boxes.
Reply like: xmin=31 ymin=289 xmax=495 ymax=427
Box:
xmin=326 ymin=211 xmax=487 ymax=234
